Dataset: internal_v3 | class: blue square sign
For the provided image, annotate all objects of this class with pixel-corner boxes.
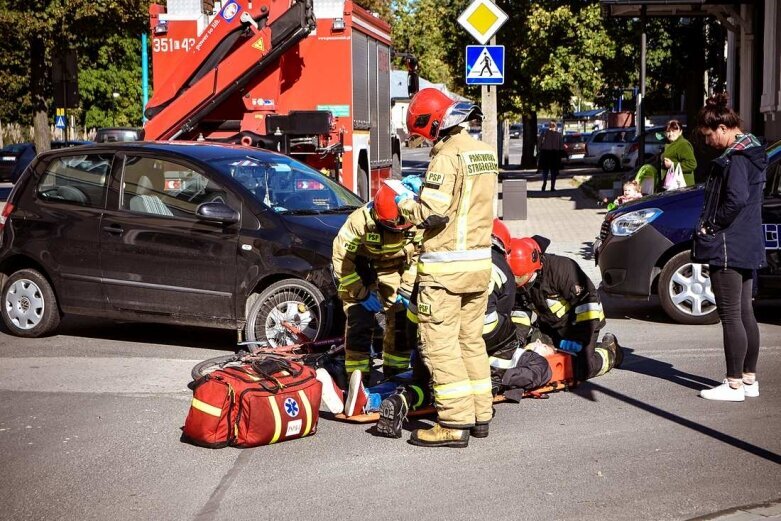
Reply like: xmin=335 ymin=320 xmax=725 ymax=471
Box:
xmin=466 ymin=45 xmax=505 ymax=85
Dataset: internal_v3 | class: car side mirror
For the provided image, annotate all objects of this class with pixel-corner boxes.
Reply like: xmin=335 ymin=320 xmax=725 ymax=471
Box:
xmin=196 ymin=202 xmax=240 ymax=224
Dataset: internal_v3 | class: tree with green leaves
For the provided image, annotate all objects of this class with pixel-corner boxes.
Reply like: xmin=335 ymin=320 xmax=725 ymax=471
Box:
xmin=0 ymin=0 xmax=148 ymax=152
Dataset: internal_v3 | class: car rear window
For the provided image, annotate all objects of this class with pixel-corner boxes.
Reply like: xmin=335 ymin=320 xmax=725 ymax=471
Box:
xmin=36 ymin=154 xmax=112 ymax=208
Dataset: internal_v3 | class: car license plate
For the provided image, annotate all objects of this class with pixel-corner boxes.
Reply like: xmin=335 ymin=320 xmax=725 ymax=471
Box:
xmin=569 ymin=154 xmax=584 ymax=160
xmin=2 ymin=156 xmax=15 ymax=161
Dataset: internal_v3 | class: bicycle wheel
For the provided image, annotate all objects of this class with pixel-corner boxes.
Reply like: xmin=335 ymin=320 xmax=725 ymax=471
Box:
xmin=191 ymin=353 xmax=246 ymax=380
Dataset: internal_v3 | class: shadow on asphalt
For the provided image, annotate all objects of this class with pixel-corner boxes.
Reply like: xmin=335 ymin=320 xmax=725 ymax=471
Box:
xmin=35 ymin=316 xmax=237 ymax=351
xmin=572 ymin=375 xmax=781 ymax=465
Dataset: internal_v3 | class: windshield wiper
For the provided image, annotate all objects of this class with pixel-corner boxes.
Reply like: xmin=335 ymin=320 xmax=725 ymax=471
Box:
xmin=279 ymin=209 xmax=323 ymax=215
xmin=319 ymin=205 xmax=361 ymax=213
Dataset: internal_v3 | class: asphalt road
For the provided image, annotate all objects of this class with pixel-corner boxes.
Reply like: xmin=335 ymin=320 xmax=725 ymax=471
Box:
xmin=0 ymin=142 xmax=779 ymax=520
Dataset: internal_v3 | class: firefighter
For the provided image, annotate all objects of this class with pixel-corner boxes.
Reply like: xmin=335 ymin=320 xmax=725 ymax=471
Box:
xmin=363 ymin=219 xmax=530 ymax=437
xmin=508 ymin=236 xmax=623 ymax=381
xmin=392 ymin=88 xmax=498 ymax=448
xmin=331 ymin=181 xmax=421 ymax=384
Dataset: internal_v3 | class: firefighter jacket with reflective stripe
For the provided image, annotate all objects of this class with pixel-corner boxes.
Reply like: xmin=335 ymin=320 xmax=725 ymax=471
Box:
xmin=515 ymin=253 xmax=605 ymax=345
xmin=483 ymin=247 xmax=517 ymax=354
xmin=332 ymin=204 xmax=422 ymax=301
xmin=398 ymin=128 xmax=498 ymax=294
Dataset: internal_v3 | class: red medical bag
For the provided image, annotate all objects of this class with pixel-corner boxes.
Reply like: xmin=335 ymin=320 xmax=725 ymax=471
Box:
xmin=182 ymin=359 xmax=322 ymax=448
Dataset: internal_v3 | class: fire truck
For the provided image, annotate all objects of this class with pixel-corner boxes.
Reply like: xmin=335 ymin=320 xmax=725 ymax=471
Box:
xmin=145 ymin=0 xmax=414 ymax=198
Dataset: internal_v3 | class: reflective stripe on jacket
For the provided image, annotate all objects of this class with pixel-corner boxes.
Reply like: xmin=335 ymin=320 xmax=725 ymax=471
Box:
xmin=332 ymin=205 xmax=421 ymax=301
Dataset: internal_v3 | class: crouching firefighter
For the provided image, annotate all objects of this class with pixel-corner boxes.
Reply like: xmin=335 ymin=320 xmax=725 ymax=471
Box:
xmin=370 ymin=220 xmax=534 ymax=439
xmin=508 ymin=236 xmax=623 ymax=381
xmin=331 ymin=181 xmax=422 ymax=384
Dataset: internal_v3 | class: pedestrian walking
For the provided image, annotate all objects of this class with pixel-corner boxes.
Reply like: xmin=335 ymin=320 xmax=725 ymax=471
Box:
xmin=693 ymin=92 xmax=767 ymax=402
xmin=395 ymin=88 xmax=498 ymax=447
xmin=538 ymin=121 xmax=563 ymax=191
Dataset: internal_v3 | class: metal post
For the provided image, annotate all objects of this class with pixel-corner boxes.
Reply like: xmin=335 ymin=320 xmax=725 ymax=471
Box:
xmin=637 ymin=6 xmax=647 ymax=168
xmin=481 ymin=35 xmax=498 ymax=152
xmin=142 ymin=33 xmax=149 ymax=122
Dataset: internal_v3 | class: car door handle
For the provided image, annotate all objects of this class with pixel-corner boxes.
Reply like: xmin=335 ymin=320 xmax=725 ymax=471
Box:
xmin=102 ymin=225 xmax=124 ymax=235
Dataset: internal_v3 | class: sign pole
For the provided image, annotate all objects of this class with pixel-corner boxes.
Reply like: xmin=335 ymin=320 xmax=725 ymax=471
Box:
xmin=481 ymin=35 xmax=498 ymax=152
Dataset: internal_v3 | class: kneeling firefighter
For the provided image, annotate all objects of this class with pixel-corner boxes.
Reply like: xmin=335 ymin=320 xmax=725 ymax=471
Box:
xmin=508 ymin=236 xmax=623 ymax=381
xmin=331 ymin=181 xmax=422 ymax=384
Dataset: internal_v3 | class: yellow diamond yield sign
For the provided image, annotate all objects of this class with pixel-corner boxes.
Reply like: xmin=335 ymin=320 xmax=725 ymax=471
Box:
xmin=458 ymin=0 xmax=508 ymax=45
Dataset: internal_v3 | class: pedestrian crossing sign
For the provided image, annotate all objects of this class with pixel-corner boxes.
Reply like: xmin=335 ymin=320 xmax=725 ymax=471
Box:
xmin=55 ymin=108 xmax=66 ymax=129
xmin=466 ymin=45 xmax=504 ymax=85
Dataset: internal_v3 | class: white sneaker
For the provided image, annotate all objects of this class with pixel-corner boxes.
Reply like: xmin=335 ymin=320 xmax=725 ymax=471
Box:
xmin=700 ymin=380 xmax=745 ymax=402
xmin=315 ymin=368 xmax=344 ymax=414
xmin=743 ymin=381 xmax=759 ymax=398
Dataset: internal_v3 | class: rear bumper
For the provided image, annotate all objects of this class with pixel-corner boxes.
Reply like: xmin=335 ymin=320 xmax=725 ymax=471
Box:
xmin=597 ymin=224 xmax=673 ymax=297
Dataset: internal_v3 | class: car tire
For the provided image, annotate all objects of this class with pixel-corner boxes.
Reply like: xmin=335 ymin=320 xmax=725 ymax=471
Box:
xmin=600 ymin=155 xmax=619 ymax=173
xmin=658 ymin=251 xmax=719 ymax=325
xmin=1 ymin=268 xmax=61 ymax=337
xmin=244 ymin=278 xmax=330 ymax=347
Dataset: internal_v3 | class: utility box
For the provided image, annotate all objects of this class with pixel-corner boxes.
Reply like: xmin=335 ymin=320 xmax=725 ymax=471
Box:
xmin=502 ymin=179 xmax=527 ymax=220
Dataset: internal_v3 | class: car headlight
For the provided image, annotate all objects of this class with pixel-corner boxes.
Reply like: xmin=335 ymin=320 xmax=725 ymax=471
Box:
xmin=610 ymin=208 xmax=663 ymax=236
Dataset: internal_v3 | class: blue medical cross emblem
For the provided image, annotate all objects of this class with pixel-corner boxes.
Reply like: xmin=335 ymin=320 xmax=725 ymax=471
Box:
xmin=284 ymin=397 xmax=299 ymax=417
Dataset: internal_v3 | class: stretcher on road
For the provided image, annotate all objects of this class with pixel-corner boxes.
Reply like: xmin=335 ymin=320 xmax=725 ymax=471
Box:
xmin=331 ymin=351 xmax=576 ymax=424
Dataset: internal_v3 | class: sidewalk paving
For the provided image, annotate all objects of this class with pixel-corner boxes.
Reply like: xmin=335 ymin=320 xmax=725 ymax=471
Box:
xmin=498 ymin=168 xmax=606 ymax=284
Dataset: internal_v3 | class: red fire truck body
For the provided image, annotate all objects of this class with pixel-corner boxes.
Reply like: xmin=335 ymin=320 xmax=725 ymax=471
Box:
xmin=145 ymin=0 xmax=398 ymax=198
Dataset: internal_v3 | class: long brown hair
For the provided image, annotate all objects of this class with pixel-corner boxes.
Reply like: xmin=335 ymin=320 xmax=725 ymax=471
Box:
xmin=696 ymin=92 xmax=742 ymax=130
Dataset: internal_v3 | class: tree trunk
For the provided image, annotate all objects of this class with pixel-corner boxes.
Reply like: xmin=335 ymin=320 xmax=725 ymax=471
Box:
xmin=521 ymin=112 xmax=538 ymax=169
xmin=30 ymin=36 xmax=51 ymax=153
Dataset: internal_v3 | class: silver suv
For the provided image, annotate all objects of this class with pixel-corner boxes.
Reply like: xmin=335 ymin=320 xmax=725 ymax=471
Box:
xmin=583 ymin=128 xmax=635 ymax=172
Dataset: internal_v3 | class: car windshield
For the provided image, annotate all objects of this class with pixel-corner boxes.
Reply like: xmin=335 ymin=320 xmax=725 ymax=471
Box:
xmin=207 ymin=154 xmax=363 ymax=214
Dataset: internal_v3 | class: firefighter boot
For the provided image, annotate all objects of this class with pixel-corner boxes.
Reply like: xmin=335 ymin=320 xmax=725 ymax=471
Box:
xmin=376 ymin=393 xmax=409 ymax=439
xmin=409 ymin=424 xmax=469 ymax=448
xmin=601 ymin=333 xmax=623 ymax=368
xmin=470 ymin=421 xmax=490 ymax=439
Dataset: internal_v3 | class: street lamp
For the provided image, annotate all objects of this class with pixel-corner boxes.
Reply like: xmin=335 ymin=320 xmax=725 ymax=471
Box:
xmin=111 ymin=91 xmax=120 ymax=126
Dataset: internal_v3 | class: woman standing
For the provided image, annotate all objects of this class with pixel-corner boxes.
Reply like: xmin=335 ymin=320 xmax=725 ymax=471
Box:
xmin=662 ymin=119 xmax=697 ymax=186
xmin=694 ymin=93 xmax=767 ymax=402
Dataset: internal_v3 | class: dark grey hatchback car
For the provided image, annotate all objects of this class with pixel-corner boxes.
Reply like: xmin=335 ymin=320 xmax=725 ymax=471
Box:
xmin=0 ymin=142 xmax=362 ymax=345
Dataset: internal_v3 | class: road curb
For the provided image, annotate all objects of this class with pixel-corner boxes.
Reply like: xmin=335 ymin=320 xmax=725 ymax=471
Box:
xmin=687 ymin=499 xmax=781 ymax=520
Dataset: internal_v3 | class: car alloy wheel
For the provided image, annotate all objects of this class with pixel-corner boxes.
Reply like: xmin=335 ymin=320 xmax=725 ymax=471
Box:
xmin=1 ymin=268 xmax=61 ymax=337
xmin=5 ymin=278 xmax=45 ymax=330
xmin=244 ymin=279 xmax=329 ymax=347
xmin=658 ymin=251 xmax=719 ymax=324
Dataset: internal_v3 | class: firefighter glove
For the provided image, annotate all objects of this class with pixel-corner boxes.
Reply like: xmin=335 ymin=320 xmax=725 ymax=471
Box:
xmin=558 ymin=339 xmax=583 ymax=354
xmin=394 ymin=190 xmax=415 ymax=206
xmin=401 ymin=175 xmax=423 ymax=194
xmin=360 ymin=291 xmax=383 ymax=313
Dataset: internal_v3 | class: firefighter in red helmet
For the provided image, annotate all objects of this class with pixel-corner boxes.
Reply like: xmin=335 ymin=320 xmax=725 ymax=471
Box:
xmin=508 ymin=236 xmax=623 ymax=381
xmin=331 ymin=181 xmax=422 ymax=390
xmin=393 ymin=87 xmax=498 ymax=447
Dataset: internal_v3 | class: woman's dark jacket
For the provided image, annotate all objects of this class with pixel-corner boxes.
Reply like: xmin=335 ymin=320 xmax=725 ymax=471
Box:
xmin=692 ymin=142 xmax=767 ymax=269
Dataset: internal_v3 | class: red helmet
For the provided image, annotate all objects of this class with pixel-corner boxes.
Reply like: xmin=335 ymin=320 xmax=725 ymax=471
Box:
xmin=407 ymin=88 xmax=482 ymax=141
xmin=373 ymin=182 xmax=412 ymax=231
xmin=507 ymin=237 xmax=542 ymax=286
xmin=491 ymin=218 xmax=511 ymax=253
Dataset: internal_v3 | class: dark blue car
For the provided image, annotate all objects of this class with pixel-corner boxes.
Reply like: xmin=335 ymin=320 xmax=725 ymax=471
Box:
xmin=595 ymin=140 xmax=781 ymax=324
xmin=0 ymin=142 xmax=361 ymax=342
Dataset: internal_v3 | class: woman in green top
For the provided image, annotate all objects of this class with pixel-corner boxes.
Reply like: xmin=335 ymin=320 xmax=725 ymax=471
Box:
xmin=662 ymin=119 xmax=697 ymax=186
